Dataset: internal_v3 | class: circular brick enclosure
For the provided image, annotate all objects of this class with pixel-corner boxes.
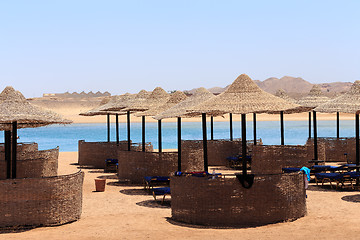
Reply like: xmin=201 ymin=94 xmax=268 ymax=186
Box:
xmin=0 ymin=171 xmax=84 ymax=228
xmin=170 ymin=172 xmax=306 ymax=227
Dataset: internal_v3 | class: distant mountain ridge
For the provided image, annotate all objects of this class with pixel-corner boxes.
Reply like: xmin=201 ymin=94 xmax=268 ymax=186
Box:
xmin=187 ymin=76 xmax=353 ymax=98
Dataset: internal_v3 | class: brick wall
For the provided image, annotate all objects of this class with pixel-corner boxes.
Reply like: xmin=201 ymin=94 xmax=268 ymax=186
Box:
xmin=182 ymin=139 xmax=260 ymax=167
xmin=306 ymin=137 xmax=356 ymax=163
xmin=0 ymin=146 xmax=59 ymax=180
xmin=251 ymin=143 xmax=325 ymax=174
xmin=117 ymin=149 xmax=204 ymax=184
xmin=171 ymin=172 xmax=306 ymax=227
xmin=78 ymin=140 xmax=153 ymax=168
xmin=0 ymin=171 xmax=84 ymax=228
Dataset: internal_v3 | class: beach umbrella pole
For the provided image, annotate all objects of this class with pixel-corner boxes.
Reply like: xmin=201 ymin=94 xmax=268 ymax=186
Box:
xmin=229 ymin=113 xmax=233 ymax=141
xmin=107 ymin=114 xmax=110 ymax=142
xmin=356 ymin=113 xmax=359 ymax=173
xmin=4 ymin=130 xmax=11 ymax=179
xmin=241 ymin=114 xmax=247 ymax=175
xmin=177 ymin=117 xmax=182 ymax=171
xmin=116 ymin=114 xmax=119 ymax=145
xmin=253 ymin=113 xmax=256 ymax=145
xmin=210 ymin=116 xmax=214 ymax=140
xmin=313 ymin=111 xmax=318 ymax=162
xmin=337 ymin=112 xmax=340 ymax=139
xmin=127 ymin=111 xmax=131 ymax=151
xmin=280 ymin=111 xmax=284 ymax=145
xmin=308 ymin=112 xmax=311 ymax=139
xmin=158 ymin=120 xmax=162 ymax=153
xmin=11 ymin=121 xmax=17 ymax=179
xmin=202 ymin=113 xmax=208 ymax=172
xmin=142 ymin=116 xmax=146 ymax=152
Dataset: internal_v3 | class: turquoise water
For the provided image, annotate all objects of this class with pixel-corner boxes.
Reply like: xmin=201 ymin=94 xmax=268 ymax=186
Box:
xmin=2 ymin=120 xmax=356 ymax=152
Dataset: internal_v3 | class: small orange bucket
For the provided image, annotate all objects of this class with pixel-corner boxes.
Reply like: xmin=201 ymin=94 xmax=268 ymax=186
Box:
xmin=95 ymin=178 xmax=106 ymax=192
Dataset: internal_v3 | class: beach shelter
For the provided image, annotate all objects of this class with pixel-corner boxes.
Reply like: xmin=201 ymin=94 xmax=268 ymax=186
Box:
xmin=297 ymin=85 xmax=330 ymax=138
xmin=315 ymin=80 xmax=360 ymax=170
xmin=80 ymin=93 xmax=134 ymax=143
xmin=275 ymin=89 xmax=296 ymax=103
xmin=154 ymin=87 xmax=215 ymax=171
xmin=99 ymin=90 xmax=150 ymax=150
xmin=297 ymin=85 xmax=330 ymax=161
xmin=136 ymin=91 xmax=187 ymax=152
xmin=189 ymin=74 xmax=300 ymax=181
xmin=117 ymin=87 xmax=170 ymax=152
xmin=0 ymin=86 xmax=71 ymax=179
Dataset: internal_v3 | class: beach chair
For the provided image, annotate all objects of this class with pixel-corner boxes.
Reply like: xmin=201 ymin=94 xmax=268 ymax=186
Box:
xmin=144 ymin=176 xmax=170 ymax=191
xmin=152 ymin=187 xmax=171 ymax=203
xmin=226 ymin=155 xmax=251 ymax=169
xmin=315 ymin=171 xmax=360 ymax=190
xmin=176 ymin=171 xmax=222 ymax=179
xmin=105 ymin=158 xmax=118 ymax=173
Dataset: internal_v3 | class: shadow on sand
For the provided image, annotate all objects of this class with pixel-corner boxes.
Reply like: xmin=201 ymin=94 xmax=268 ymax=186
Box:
xmin=341 ymin=194 xmax=360 ymax=203
xmin=136 ymin=200 xmax=171 ymax=209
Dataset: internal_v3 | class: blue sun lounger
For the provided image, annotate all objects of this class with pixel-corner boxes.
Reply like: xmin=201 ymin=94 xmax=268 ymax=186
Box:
xmin=282 ymin=165 xmax=344 ymax=174
xmin=315 ymin=171 xmax=360 ymax=189
xmin=144 ymin=176 xmax=170 ymax=191
xmin=152 ymin=187 xmax=171 ymax=203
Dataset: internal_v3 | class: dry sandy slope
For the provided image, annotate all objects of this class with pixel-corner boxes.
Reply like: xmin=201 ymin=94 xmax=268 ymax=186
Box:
xmin=2 ymin=152 xmax=360 ymax=240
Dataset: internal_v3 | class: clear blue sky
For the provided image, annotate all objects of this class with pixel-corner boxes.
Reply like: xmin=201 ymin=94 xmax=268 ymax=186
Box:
xmin=1 ymin=0 xmax=359 ymax=97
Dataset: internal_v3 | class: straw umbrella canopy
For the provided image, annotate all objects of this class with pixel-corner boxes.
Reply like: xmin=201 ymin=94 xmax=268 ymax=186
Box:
xmin=275 ymin=89 xmax=296 ymax=103
xmin=0 ymin=86 xmax=71 ymax=130
xmin=100 ymin=90 xmax=150 ymax=112
xmin=189 ymin=74 xmax=300 ymax=183
xmin=153 ymin=88 xmax=215 ymax=171
xmin=297 ymin=85 xmax=330 ymax=108
xmin=112 ymin=87 xmax=169 ymax=152
xmin=154 ymin=88 xmax=215 ymax=120
xmin=80 ymin=93 xmax=133 ymax=143
xmin=0 ymin=86 xmax=71 ymax=179
xmin=297 ymin=85 xmax=330 ymax=161
xmin=123 ymin=87 xmax=170 ymax=112
xmin=190 ymin=74 xmax=301 ymax=115
xmin=136 ymin=91 xmax=187 ymax=117
xmin=315 ymin=81 xmax=360 ymax=113
xmin=314 ymin=80 xmax=360 ymax=170
xmin=134 ymin=91 xmax=187 ymax=153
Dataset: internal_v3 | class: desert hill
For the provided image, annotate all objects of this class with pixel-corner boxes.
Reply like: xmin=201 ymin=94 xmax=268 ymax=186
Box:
xmin=188 ymin=76 xmax=353 ymax=98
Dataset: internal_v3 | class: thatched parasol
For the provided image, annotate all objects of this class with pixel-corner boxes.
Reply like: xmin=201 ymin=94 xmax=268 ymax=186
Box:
xmin=315 ymin=81 xmax=360 ymax=113
xmin=296 ymin=85 xmax=330 ymax=108
xmin=296 ymin=85 xmax=330 ymax=161
xmin=136 ymin=91 xmax=187 ymax=117
xmin=153 ymin=88 xmax=215 ymax=120
xmin=315 ymin=80 xmax=360 ymax=168
xmin=190 ymin=74 xmax=301 ymax=115
xmin=0 ymin=86 xmax=71 ymax=130
xmin=134 ymin=91 xmax=187 ymax=152
xmin=122 ymin=87 xmax=169 ymax=112
xmin=0 ymin=86 xmax=71 ymax=179
xmin=188 ymin=74 xmax=300 ymax=181
xmin=79 ymin=93 xmax=133 ymax=143
xmin=101 ymin=90 xmax=150 ymax=112
xmin=152 ymin=88 xmax=214 ymax=171
xmin=275 ymin=89 xmax=296 ymax=103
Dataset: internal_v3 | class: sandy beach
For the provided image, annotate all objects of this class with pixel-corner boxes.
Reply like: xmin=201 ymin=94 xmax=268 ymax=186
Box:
xmin=1 ymin=152 xmax=360 ymax=240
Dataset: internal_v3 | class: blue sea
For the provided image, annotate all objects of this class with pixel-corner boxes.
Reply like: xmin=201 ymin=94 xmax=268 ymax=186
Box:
xmin=2 ymin=120 xmax=356 ymax=152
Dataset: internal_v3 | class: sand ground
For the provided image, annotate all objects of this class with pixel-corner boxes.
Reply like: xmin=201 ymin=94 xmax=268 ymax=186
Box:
xmin=1 ymin=152 xmax=360 ymax=240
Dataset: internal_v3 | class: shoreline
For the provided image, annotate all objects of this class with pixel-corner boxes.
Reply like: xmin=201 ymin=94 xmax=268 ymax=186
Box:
xmin=68 ymin=112 xmax=355 ymax=124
